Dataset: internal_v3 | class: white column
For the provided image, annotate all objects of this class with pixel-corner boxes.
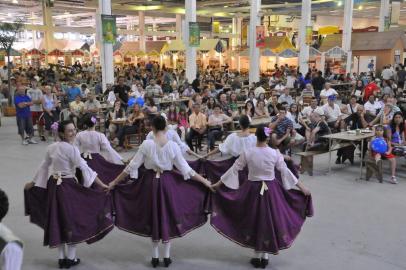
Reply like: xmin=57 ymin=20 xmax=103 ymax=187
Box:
xmin=379 ymin=0 xmax=390 ymax=32
xmin=97 ymin=0 xmax=114 ymax=91
xmin=232 ymin=18 xmax=238 ymax=48
xmin=139 ymin=11 xmax=146 ymax=51
xmin=176 ymin=14 xmax=182 ymax=40
xmin=298 ymin=0 xmax=311 ymax=75
xmin=320 ymin=52 xmax=326 ymax=75
xmin=249 ymin=0 xmax=261 ymax=84
xmin=152 ymin=18 xmax=157 ymax=41
xmin=236 ymin=17 xmax=243 ymax=47
xmin=342 ymin=0 xmax=353 ymax=74
xmin=184 ymin=0 xmax=197 ymax=82
xmin=391 ymin=2 xmax=401 ymax=26
xmin=42 ymin=1 xmax=53 ymax=51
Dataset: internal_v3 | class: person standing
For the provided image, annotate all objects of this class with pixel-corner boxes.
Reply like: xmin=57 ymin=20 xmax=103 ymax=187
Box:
xmin=27 ymin=78 xmax=45 ymax=141
xmin=41 ymin=86 xmax=59 ymax=141
xmin=65 ymin=81 xmax=82 ymax=103
xmin=397 ymin=65 xmax=406 ymax=91
xmin=311 ymin=71 xmax=325 ymax=99
xmin=113 ymin=76 xmax=130 ymax=109
xmin=0 ymin=189 xmax=23 ymax=270
xmin=14 ymin=85 xmax=37 ymax=145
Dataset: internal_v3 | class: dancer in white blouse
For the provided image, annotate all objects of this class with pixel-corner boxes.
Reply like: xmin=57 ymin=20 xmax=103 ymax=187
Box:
xmin=204 ymin=115 xmax=256 ymax=158
xmin=109 ymin=116 xmax=213 ymax=268
xmin=24 ymin=120 xmax=111 ymax=269
xmin=210 ymin=125 xmax=312 ymax=268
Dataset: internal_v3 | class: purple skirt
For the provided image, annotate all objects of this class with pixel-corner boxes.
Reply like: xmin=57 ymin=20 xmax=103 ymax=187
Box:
xmin=26 ymin=177 xmax=114 ymax=248
xmin=114 ymin=169 xmax=209 ymax=242
xmin=82 ymin=153 xmax=126 ymax=185
xmin=211 ymin=179 xmax=313 ymax=254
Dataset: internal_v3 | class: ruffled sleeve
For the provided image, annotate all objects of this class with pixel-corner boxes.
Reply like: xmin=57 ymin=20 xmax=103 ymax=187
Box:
xmin=100 ymin=133 xmax=124 ymax=165
xmin=220 ymin=151 xmax=247 ymax=189
xmin=72 ymin=146 xmax=97 ymax=188
xmin=124 ymin=141 xmax=146 ymax=179
xmin=218 ymin=133 xmax=233 ymax=155
xmin=33 ymin=149 xmax=51 ymax=189
xmin=169 ymin=130 xmax=190 ymax=154
xmin=172 ymin=143 xmax=196 ymax=180
xmin=275 ymin=151 xmax=298 ymax=190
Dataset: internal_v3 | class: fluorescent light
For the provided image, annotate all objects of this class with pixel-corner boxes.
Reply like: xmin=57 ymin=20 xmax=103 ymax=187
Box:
xmin=12 ymin=0 xmax=18 ymax=4
xmin=337 ymin=1 xmax=342 ymax=7
xmin=358 ymin=5 xmax=363 ymax=10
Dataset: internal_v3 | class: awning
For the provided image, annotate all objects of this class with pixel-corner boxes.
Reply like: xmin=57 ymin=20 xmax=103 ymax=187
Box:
xmin=148 ymin=50 xmax=160 ymax=57
xmin=135 ymin=51 xmax=146 ymax=57
xmin=309 ymin=47 xmax=322 ymax=57
xmin=161 ymin=40 xmax=186 ymax=53
xmin=278 ymin=48 xmax=298 ymax=58
xmin=261 ymin=48 xmax=277 ymax=56
xmin=318 ymin=26 xmax=340 ymax=35
xmin=70 ymin=49 xmax=85 ymax=57
xmin=325 ymin=46 xmax=346 ymax=58
xmin=0 ymin=48 xmax=21 ymax=56
xmin=48 ymin=49 xmax=65 ymax=57
xmin=26 ymin=49 xmax=45 ymax=56
xmin=264 ymin=36 xmax=295 ymax=53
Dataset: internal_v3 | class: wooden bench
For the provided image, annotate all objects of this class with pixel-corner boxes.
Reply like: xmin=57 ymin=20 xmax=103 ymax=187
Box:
xmin=295 ymin=142 xmax=353 ymax=176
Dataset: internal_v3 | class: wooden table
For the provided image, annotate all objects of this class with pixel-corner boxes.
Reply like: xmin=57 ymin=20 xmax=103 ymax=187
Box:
xmin=159 ymin=97 xmax=190 ymax=105
xmin=250 ymin=117 xmax=273 ymax=127
xmin=323 ymin=131 xmax=374 ymax=179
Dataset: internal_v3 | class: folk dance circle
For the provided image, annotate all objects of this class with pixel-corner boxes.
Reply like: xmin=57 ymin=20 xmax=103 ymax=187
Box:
xmin=24 ymin=115 xmax=313 ymax=269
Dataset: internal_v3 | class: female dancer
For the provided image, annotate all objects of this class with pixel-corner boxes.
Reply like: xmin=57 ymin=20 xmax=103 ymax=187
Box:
xmin=24 ymin=120 xmax=112 ymax=269
xmin=210 ymin=125 xmax=312 ymax=268
xmin=109 ymin=116 xmax=213 ymax=268
xmin=75 ymin=114 xmax=125 ymax=184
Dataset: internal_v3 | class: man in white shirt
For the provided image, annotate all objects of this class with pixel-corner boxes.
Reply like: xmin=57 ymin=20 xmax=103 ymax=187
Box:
xmin=26 ymin=78 xmax=44 ymax=140
xmin=274 ymin=81 xmax=286 ymax=95
xmin=320 ymin=83 xmax=339 ymax=98
xmin=0 ymin=189 xmax=23 ymax=270
xmin=381 ymin=66 xmax=393 ymax=81
xmin=322 ymin=95 xmax=343 ymax=130
xmin=364 ymin=94 xmax=382 ymax=117
xmin=301 ymin=97 xmax=321 ymax=118
xmin=278 ymin=88 xmax=294 ymax=106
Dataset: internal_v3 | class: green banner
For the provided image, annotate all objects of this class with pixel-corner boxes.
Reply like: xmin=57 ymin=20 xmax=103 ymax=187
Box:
xmin=189 ymin=22 xmax=200 ymax=47
xmin=102 ymin=14 xmax=117 ymax=44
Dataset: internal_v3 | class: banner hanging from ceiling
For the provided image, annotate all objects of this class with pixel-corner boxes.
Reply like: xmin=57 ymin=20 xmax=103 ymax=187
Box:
xmin=256 ymin=26 xmax=265 ymax=47
xmin=212 ymin=21 xmax=220 ymax=34
xmin=101 ymin=15 xmax=117 ymax=44
xmin=241 ymin=24 xmax=248 ymax=47
xmin=305 ymin=26 xmax=313 ymax=45
xmin=189 ymin=22 xmax=200 ymax=47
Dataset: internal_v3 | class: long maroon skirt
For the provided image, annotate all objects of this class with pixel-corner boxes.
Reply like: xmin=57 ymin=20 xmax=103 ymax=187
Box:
xmin=114 ymin=169 xmax=209 ymax=242
xmin=82 ymin=153 xmax=126 ymax=185
xmin=26 ymin=176 xmax=114 ymax=248
xmin=210 ymin=179 xmax=313 ymax=254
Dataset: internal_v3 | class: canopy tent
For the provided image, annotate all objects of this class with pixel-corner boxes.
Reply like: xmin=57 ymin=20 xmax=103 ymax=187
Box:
xmin=261 ymin=48 xmax=277 ymax=56
xmin=70 ymin=49 xmax=85 ymax=57
xmin=161 ymin=40 xmax=186 ymax=53
xmin=325 ymin=46 xmax=346 ymax=58
xmin=309 ymin=47 xmax=322 ymax=57
xmin=278 ymin=48 xmax=298 ymax=58
xmin=118 ymin=41 xmax=139 ymax=55
xmin=0 ymin=48 xmax=21 ymax=56
xmin=318 ymin=26 xmax=340 ymax=35
xmin=198 ymin=39 xmax=226 ymax=53
xmin=38 ymin=39 xmax=85 ymax=51
xmin=26 ymin=49 xmax=45 ymax=56
xmin=264 ymin=36 xmax=295 ymax=53
xmin=48 ymin=49 xmax=65 ymax=57
xmin=146 ymin=41 xmax=166 ymax=54
xmin=113 ymin=50 xmax=122 ymax=57
xmin=135 ymin=51 xmax=146 ymax=57
xmin=148 ymin=50 xmax=161 ymax=57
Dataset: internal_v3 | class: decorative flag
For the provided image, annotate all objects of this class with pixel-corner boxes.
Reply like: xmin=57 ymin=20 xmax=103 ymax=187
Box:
xmin=256 ymin=26 xmax=265 ymax=47
xmin=241 ymin=24 xmax=248 ymax=46
xmin=189 ymin=22 xmax=200 ymax=47
xmin=101 ymin=15 xmax=117 ymax=44
xmin=305 ymin=26 xmax=313 ymax=45
xmin=212 ymin=21 xmax=220 ymax=34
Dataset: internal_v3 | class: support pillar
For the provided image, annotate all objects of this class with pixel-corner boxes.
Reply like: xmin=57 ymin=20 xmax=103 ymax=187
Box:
xmin=152 ymin=18 xmax=157 ymax=41
xmin=379 ymin=0 xmax=390 ymax=32
xmin=139 ymin=11 xmax=146 ymax=52
xmin=249 ymin=0 xmax=261 ymax=85
xmin=42 ymin=0 xmax=53 ymax=51
xmin=176 ymin=14 xmax=182 ymax=40
xmin=184 ymin=0 xmax=197 ymax=82
xmin=96 ymin=0 xmax=114 ymax=91
xmin=298 ymin=0 xmax=311 ymax=75
xmin=342 ymin=0 xmax=353 ymax=74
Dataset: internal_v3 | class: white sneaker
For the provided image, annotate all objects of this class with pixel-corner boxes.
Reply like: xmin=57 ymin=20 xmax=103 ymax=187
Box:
xmin=22 ymin=139 xmax=29 ymax=145
xmin=390 ymin=176 xmax=398 ymax=184
xmin=28 ymin=138 xmax=38 ymax=144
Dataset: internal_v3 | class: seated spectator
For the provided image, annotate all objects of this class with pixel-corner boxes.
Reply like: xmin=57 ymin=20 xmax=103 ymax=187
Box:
xmin=269 ymin=104 xmax=295 ymax=152
xmin=166 ymin=103 xmax=178 ymax=130
xmin=300 ymin=83 xmax=315 ymax=100
xmin=186 ymin=103 xmax=207 ymax=151
xmin=267 ymin=95 xmax=279 ymax=116
xmin=177 ymin=107 xmax=189 ymax=141
xmin=182 ymin=84 xmax=196 ymax=97
xmin=347 ymin=95 xmax=360 ymax=115
xmin=218 ymin=93 xmax=233 ymax=117
xmin=130 ymin=81 xmax=145 ymax=98
xmin=81 ymin=84 xmax=90 ymax=97
xmin=320 ymin=82 xmax=338 ymax=98
xmin=370 ymin=103 xmax=395 ymax=126
xmin=273 ymin=79 xmax=285 ymax=95
xmin=254 ymin=82 xmax=265 ymax=98
xmin=242 ymin=100 xmax=255 ymax=118
xmin=364 ymin=94 xmax=381 ymax=119
xmin=65 ymin=81 xmax=82 ymax=103
xmin=257 ymin=93 xmax=268 ymax=106
xmin=322 ymin=95 xmax=343 ymax=131
xmin=388 ymin=112 xmax=405 ymax=156
xmin=254 ymin=100 xmax=269 ymax=118
xmin=381 ymin=80 xmax=394 ymax=96
xmin=42 ymin=85 xmax=59 ymax=140
xmin=0 ymin=188 xmax=23 ymax=270
xmin=115 ymin=103 xmax=145 ymax=150
xmin=229 ymin=92 xmax=239 ymax=118
xmin=351 ymin=80 xmax=364 ymax=102
xmin=278 ymin=87 xmax=294 ymax=106
xmin=363 ymin=79 xmax=381 ymax=102
xmin=69 ymin=95 xmax=84 ymax=127
xmin=143 ymin=97 xmax=158 ymax=115
xmin=288 ymin=103 xmax=304 ymax=135
xmin=108 ymin=100 xmax=125 ymax=140
xmin=206 ymin=97 xmax=217 ymax=117
xmin=245 ymin=90 xmax=257 ymax=107
xmin=83 ymin=93 xmax=101 ymax=115
xmin=105 ymin=84 xmax=116 ymax=107
xmin=207 ymin=104 xmax=232 ymax=151
xmin=368 ymin=125 xmax=397 ymax=184
xmin=302 ymin=97 xmax=321 ymax=118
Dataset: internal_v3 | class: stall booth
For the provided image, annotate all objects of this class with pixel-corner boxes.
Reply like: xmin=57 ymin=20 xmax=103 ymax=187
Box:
xmin=0 ymin=48 xmax=22 ymax=67
xmin=277 ymin=48 xmax=299 ymax=67
xmin=113 ymin=50 xmax=123 ymax=65
xmin=161 ymin=40 xmax=186 ymax=69
xmin=47 ymin=49 xmax=65 ymax=65
xmin=319 ymin=31 xmax=406 ymax=73
xmin=197 ymin=39 xmax=227 ymax=70
xmin=25 ymin=49 xmax=46 ymax=67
